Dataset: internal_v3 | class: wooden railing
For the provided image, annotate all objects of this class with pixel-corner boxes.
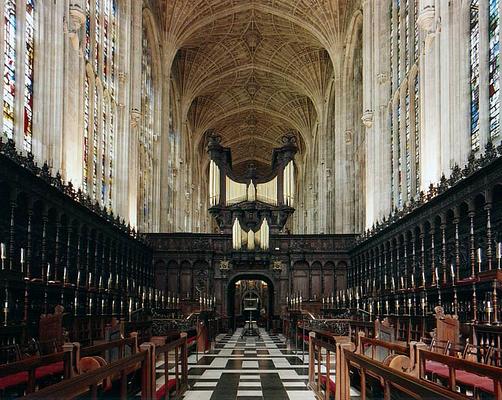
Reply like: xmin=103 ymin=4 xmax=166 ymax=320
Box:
xmin=0 ymin=347 xmax=74 ymax=394
xmin=343 ymin=349 xmax=468 ymax=400
xmin=358 ymin=336 xmax=414 ymax=368
xmin=419 ymin=349 xmax=502 ymax=398
xmin=154 ymin=333 xmax=188 ymax=400
xmin=19 ymin=335 xmax=189 ymax=400
xmin=307 ymin=331 xmax=353 ymax=400
xmin=22 ymin=344 xmax=153 ymax=400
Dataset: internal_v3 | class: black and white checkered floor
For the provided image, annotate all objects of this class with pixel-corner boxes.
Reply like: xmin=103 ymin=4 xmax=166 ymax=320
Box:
xmin=151 ymin=328 xmax=361 ymax=400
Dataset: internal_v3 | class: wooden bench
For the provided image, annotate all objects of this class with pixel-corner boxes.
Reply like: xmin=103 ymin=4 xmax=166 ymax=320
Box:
xmin=154 ymin=333 xmax=189 ymax=400
xmin=419 ymin=349 xmax=502 ymax=398
xmin=342 ymin=349 xmax=468 ymax=400
xmin=22 ymin=343 xmax=155 ymax=400
xmin=307 ymin=331 xmax=353 ymax=400
xmin=0 ymin=345 xmax=74 ymax=395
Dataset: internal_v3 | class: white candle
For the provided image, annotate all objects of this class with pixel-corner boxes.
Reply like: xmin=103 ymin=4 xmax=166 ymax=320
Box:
xmin=46 ymin=263 xmax=51 ymax=279
xmin=0 ymin=243 xmax=5 ymax=260
xmin=450 ymin=264 xmax=455 ymax=280
xmin=77 ymin=270 xmax=81 ymax=285
xmin=435 ymin=267 xmax=439 ymax=283
xmin=497 ymin=243 xmax=501 ymax=260
xmin=477 ymin=248 xmax=482 ymax=263
xmin=20 ymin=248 xmax=25 ymax=264
xmin=63 ymin=266 xmax=67 ymax=283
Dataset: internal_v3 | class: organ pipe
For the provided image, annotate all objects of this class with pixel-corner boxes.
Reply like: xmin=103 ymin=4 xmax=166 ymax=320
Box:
xmin=256 ymin=177 xmax=277 ymax=205
xmin=209 ymin=160 xmax=220 ymax=206
xmin=232 ymin=218 xmax=242 ymax=250
xmin=226 ymin=177 xmax=247 ymax=205
xmin=283 ymin=161 xmax=294 ymax=206
xmin=259 ymin=219 xmax=270 ymax=250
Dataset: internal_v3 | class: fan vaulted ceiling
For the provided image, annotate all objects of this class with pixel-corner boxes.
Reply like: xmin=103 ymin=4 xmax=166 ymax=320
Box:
xmin=155 ymin=0 xmax=356 ymax=175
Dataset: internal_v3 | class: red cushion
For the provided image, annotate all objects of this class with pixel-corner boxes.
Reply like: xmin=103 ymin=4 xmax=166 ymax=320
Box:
xmin=425 ymin=360 xmax=449 ymax=378
xmin=0 ymin=372 xmax=29 ymax=390
xmin=35 ymin=361 xmax=64 ymax=379
xmin=456 ymin=370 xmax=484 ymax=388
xmin=156 ymin=378 xmax=177 ymax=399
xmin=476 ymin=377 xmax=495 ymax=394
xmin=320 ymin=374 xmax=336 ymax=393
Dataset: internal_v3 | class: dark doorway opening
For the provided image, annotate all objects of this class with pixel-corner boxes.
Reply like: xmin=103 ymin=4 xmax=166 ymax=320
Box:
xmin=227 ymin=274 xmax=274 ymax=331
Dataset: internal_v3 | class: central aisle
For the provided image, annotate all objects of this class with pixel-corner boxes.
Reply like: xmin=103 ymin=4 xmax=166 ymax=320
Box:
xmin=178 ymin=328 xmax=316 ymax=400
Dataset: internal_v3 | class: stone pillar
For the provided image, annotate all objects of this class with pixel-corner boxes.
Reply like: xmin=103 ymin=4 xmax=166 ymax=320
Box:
xmin=418 ymin=1 xmax=440 ymax=190
xmin=61 ymin=2 xmax=86 ymax=187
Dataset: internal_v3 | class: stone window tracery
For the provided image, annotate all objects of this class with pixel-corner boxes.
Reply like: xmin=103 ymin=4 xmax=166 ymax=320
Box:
xmin=390 ymin=0 xmax=420 ymax=209
xmin=139 ymin=22 xmax=156 ymax=231
xmin=83 ymin=0 xmax=117 ymax=208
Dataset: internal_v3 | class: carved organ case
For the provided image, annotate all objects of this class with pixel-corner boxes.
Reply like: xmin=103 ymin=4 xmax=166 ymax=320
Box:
xmin=207 ymin=133 xmax=297 ymax=251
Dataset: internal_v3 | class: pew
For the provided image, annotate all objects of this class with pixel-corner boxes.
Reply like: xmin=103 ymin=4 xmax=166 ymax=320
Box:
xmin=342 ymin=348 xmax=468 ymax=400
xmin=20 ymin=336 xmax=190 ymax=400
xmin=0 ymin=345 xmax=74 ymax=396
xmin=154 ymin=333 xmax=188 ymax=400
xmin=22 ymin=343 xmax=155 ymax=400
xmin=419 ymin=349 xmax=502 ymax=398
xmin=307 ymin=331 xmax=353 ymax=400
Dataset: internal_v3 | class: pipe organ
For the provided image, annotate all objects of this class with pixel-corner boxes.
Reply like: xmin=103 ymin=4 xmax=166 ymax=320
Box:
xmin=209 ymin=160 xmax=220 ymax=207
xmin=232 ymin=218 xmax=270 ymax=251
xmin=207 ymin=132 xmax=297 ymax=250
xmin=226 ymin=177 xmax=248 ymax=205
xmin=256 ymin=178 xmax=278 ymax=205
xmin=283 ymin=161 xmax=294 ymax=207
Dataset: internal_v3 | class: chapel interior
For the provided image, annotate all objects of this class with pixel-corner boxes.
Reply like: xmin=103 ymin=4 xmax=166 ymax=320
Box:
xmin=0 ymin=0 xmax=501 ymax=399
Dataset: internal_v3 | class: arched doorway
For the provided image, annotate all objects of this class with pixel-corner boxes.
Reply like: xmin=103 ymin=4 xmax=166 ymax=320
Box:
xmin=227 ymin=273 xmax=275 ymax=331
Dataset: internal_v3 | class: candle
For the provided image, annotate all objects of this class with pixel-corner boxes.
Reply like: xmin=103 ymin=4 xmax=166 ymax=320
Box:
xmin=63 ymin=266 xmax=67 ymax=283
xmin=20 ymin=248 xmax=25 ymax=264
xmin=0 ymin=243 xmax=5 ymax=260
xmin=47 ymin=263 xmax=51 ymax=279
xmin=108 ymin=274 xmax=112 ymax=288
xmin=477 ymin=248 xmax=482 ymax=264
xmin=497 ymin=243 xmax=501 ymax=260
xmin=435 ymin=267 xmax=439 ymax=283
xmin=77 ymin=270 xmax=81 ymax=286
xmin=128 ymin=298 xmax=132 ymax=313
xmin=450 ymin=264 xmax=455 ymax=280
xmin=88 ymin=272 xmax=92 ymax=286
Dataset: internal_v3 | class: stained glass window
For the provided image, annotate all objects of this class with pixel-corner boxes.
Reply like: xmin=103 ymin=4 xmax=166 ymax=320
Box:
xmin=23 ymin=0 xmax=35 ymax=152
xmin=83 ymin=74 xmax=90 ymax=193
xmin=3 ymin=0 xmax=16 ymax=139
xmin=489 ymin=0 xmax=500 ymax=139
xmin=405 ymin=88 xmax=411 ymax=200
xmin=390 ymin=0 xmax=420 ymax=208
xmin=92 ymin=84 xmax=99 ymax=199
xmin=140 ymin=25 xmax=155 ymax=230
xmin=470 ymin=0 xmax=481 ymax=152
xmin=414 ymin=75 xmax=420 ymax=194
xmin=85 ymin=0 xmax=91 ymax=60
xmin=82 ymin=0 xmax=117 ymax=207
